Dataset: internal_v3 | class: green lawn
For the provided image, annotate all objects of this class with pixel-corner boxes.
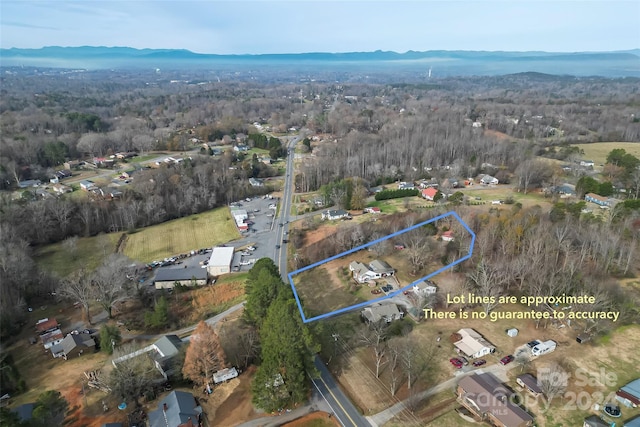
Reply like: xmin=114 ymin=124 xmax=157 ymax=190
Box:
xmin=125 ymin=154 xmax=160 ymax=163
xmin=122 ymin=207 xmax=240 ymax=263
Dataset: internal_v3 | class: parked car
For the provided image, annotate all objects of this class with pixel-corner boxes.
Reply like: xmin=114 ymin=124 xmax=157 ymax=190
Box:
xmin=500 ymin=355 xmax=514 ymax=365
xmin=371 ymin=289 xmax=382 ymax=295
xmin=459 ymin=357 xmax=469 ymax=366
xmin=282 ymin=239 xmax=289 ymax=243
xmin=472 ymin=359 xmax=486 ymax=367
xmin=275 ymin=244 xmax=280 ymax=249
xmin=449 ymin=358 xmax=464 ymax=368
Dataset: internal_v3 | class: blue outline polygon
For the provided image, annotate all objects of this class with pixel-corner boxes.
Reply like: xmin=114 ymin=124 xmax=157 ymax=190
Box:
xmin=288 ymin=211 xmax=476 ymax=323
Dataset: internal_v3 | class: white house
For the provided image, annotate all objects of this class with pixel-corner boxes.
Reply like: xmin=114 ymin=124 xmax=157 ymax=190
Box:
xmin=248 ymin=177 xmax=263 ymax=187
xmin=480 ymin=175 xmax=499 ymax=185
xmin=453 ymin=328 xmax=496 ymax=358
xmin=412 ymin=280 xmax=437 ymax=296
xmin=321 ymin=209 xmax=350 ymax=220
xmin=349 ymin=260 xmax=395 ymax=283
xmin=580 ymin=160 xmax=595 ymax=167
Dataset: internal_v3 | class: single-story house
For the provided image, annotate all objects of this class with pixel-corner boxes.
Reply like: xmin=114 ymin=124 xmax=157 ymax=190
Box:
xmin=457 ymin=373 xmax=534 ymax=427
xmin=213 ymin=367 xmax=239 ymax=384
xmin=421 ymin=187 xmax=438 ymax=201
xmin=412 ymin=280 xmax=437 ymax=296
xmin=583 ymin=415 xmax=609 ymax=427
xmin=148 ymin=391 xmax=202 ymax=427
xmin=349 ymin=260 xmax=395 ymax=283
xmin=516 ymin=373 xmax=543 ymax=397
xmin=249 ymin=177 xmax=264 ymax=187
xmin=55 ymin=169 xmax=72 ymax=179
xmin=154 ymin=267 xmax=208 ymax=289
xmin=480 ymin=175 xmax=499 ymax=185
xmin=18 ymin=179 xmax=42 ymax=188
xmin=364 ymin=207 xmax=381 ymax=214
xmin=40 ymin=328 xmax=64 ymax=350
xmin=441 ymin=230 xmax=454 ymax=242
xmin=207 ymin=246 xmax=235 ymax=276
xmin=370 ymin=260 xmax=395 ymax=276
xmin=580 ymin=160 xmax=595 ymax=167
xmin=233 ymin=145 xmax=248 ymax=152
xmin=362 ymin=303 xmax=404 ymax=323
xmin=51 ymin=333 xmax=96 ymax=359
xmin=584 ymin=193 xmax=612 ymax=207
xmin=260 ymin=156 xmax=272 ymax=165
xmin=453 ymin=328 xmax=496 ymax=359
xmin=555 ymin=183 xmax=576 ymax=197
xmin=79 ymin=180 xmax=96 ymax=191
xmin=52 ymin=183 xmax=72 ymax=194
xmin=617 ymin=378 xmax=640 ymax=407
xmin=321 ymin=209 xmax=350 ymax=221
xmin=398 ymin=181 xmax=415 ymax=190
xmin=64 ymin=160 xmax=81 ymax=170
xmin=112 ymin=335 xmax=184 ymax=379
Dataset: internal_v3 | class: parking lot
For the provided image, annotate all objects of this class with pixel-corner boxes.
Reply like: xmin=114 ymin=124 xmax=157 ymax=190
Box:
xmin=146 ymin=195 xmax=283 ymax=285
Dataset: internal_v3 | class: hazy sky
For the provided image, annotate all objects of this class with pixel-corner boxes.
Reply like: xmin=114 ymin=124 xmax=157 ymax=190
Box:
xmin=1 ymin=1 xmax=638 ymax=53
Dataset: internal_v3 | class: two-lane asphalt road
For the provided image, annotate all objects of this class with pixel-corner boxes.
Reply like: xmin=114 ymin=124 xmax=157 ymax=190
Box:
xmin=311 ymin=356 xmax=369 ymax=427
xmin=275 ymin=135 xmax=301 ymax=281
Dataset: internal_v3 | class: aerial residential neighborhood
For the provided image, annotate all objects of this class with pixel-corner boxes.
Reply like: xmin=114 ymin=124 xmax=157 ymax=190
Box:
xmin=1 ymin=3 xmax=640 ymax=427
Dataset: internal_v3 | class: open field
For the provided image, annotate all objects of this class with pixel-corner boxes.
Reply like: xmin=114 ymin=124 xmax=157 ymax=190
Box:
xmin=121 ymin=207 xmax=240 ymax=262
xmin=572 ymin=142 xmax=640 ymax=165
xmin=35 ymin=233 xmax=120 ymax=278
xmin=293 ymin=266 xmax=364 ymax=318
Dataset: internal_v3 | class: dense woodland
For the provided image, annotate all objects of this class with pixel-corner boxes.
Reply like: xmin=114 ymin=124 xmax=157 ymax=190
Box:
xmin=1 ymin=67 xmax=639 ymax=340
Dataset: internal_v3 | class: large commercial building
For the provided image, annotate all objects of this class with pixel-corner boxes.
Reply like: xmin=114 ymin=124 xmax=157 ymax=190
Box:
xmin=154 ymin=267 xmax=208 ymax=289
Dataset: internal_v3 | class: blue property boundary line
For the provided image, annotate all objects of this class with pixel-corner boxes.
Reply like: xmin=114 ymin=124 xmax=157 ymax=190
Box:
xmin=288 ymin=211 xmax=476 ymax=323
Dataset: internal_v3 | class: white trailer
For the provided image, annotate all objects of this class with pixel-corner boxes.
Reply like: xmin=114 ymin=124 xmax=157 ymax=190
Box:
xmin=213 ymin=367 xmax=239 ymax=384
xmin=531 ymin=340 xmax=557 ymax=356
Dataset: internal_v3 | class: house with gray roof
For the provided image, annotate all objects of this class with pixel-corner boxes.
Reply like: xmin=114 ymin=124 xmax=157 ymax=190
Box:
xmin=361 ymin=303 xmax=403 ymax=323
xmin=51 ymin=333 xmax=95 ymax=359
xmin=148 ymin=391 xmax=202 ymax=427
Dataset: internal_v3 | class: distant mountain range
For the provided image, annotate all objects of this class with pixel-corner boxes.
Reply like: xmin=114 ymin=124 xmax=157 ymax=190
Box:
xmin=1 ymin=46 xmax=639 ymax=77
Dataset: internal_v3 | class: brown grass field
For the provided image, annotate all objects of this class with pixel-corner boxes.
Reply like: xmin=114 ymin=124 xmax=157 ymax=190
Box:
xmin=572 ymin=142 xmax=640 ymax=166
xmin=122 ymin=207 xmax=240 ymax=262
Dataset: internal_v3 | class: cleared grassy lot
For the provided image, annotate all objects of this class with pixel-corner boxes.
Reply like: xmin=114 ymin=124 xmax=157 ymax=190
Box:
xmin=122 ymin=207 xmax=240 ymax=263
xmin=35 ymin=207 xmax=240 ymax=276
xmin=572 ymin=142 xmax=640 ymax=165
xmin=35 ymin=234 xmax=120 ymax=278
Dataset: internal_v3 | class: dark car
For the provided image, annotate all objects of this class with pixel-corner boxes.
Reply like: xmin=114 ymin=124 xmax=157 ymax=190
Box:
xmin=275 ymin=244 xmax=281 ymax=249
xmin=449 ymin=358 xmax=463 ymax=368
xmin=282 ymin=239 xmax=289 ymax=243
xmin=500 ymin=355 xmax=514 ymax=365
xmin=472 ymin=359 xmax=487 ymax=367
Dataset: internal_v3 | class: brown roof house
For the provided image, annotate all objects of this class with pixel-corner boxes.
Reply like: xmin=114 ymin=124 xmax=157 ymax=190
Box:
xmin=516 ymin=373 xmax=543 ymax=397
xmin=457 ymin=372 xmax=534 ymax=427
